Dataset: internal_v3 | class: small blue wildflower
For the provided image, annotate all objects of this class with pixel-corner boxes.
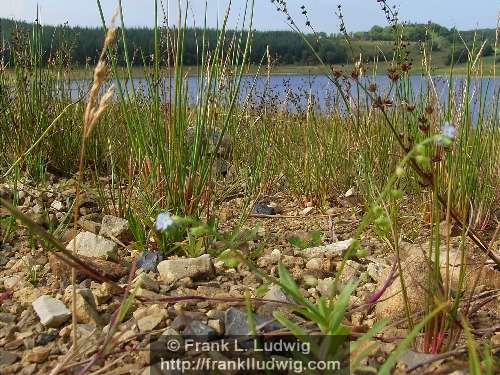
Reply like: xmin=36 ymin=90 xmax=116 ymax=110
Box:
xmin=437 ymin=122 xmax=457 ymax=145
xmin=155 ymin=212 xmax=174 ymax=232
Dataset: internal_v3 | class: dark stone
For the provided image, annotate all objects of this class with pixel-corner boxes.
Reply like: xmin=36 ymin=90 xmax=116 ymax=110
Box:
xmin=137 ymin=251 xmax=164 ymax=273
xmin=252 ymin=203 xmax=276 ymax=216
xmin=181 ymin=320 xmax=218 ymax=339
xmin=172 ymin=315 xmax=218 ymax=339
xmin=0 ymin=255 xmax=8 ymax=266
xmin=0 ymin=350 xmax=18 ymax=367
xmin=224 ymin=307 xmax=282 ymax=337
xmin=35 ymin=329 xmax=59 ymax=346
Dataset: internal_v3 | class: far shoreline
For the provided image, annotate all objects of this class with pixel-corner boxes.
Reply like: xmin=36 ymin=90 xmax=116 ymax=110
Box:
xmin=4 ymin=63 xmax=499 ymax=80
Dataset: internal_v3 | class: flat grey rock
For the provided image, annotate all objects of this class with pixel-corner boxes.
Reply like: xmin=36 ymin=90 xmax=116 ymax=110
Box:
xmin=66 ymin=231 xmax=117 ymax=258
xmin=32 ymin=295 xmax=71 ymax=328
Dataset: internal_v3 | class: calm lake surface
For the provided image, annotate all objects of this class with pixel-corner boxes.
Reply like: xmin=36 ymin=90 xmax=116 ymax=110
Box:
xmin=66 ymin=74 xmax=499 ymax=121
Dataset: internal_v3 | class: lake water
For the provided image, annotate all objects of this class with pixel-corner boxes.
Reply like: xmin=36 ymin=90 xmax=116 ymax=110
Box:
xmin=65 ymin=74 xmax=499 ymax=122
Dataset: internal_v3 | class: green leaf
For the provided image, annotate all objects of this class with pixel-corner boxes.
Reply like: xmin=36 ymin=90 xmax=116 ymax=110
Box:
xmin=328 ymin=281 xmax=357 ymax=334
xmin=273 ymin=311 xmax=308 ymax=337
xmin=218 ymin=249 xmax=240 ymax=268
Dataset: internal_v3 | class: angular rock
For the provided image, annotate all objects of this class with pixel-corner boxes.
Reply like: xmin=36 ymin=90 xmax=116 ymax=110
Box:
xmin=137 ymin=251 xmax=164 ymax=273
xmin=66 ymin=231 xmax=117 ymax=259
xmin=338 ymin=260 xmax=362 ymax=287
xmin=99 ymin=215 xmax=132 ymax=242
xmin=375 ymin=241 xmax=500 ymax=323
xmin=157 ymin=254 xmax=214 ymax=283
xmin=299 ymin=239 xmax=355 ymax=259
xmin=74 ymin=288 xmax=103 ymax=326
xmin=35 ymin=329 xmax=59 ymax=346
xmin=181 ymin=320 xmax=218 ymax=338
xmin=25 ymin=346 xmax=51 ymax=363
xmin=50 ymin=200 xmax=64 ymax=211
xmin=264 ymin=285 xmax=292 ymax=303
xmin=316 ymin=277 xmax=335 ymax=297
xmin=48 ymin=252 xmax=127 ymax=282
xmin=0 ymin=184 xmax=13 ymax=200
xmin=0 ymin=350 xmax=18 ymax=367
xmin=133 ymin=305 xmax=167 ymax=333
xmin=133 ymin=273 xmax=160 ymax=292
xmin=300 ymin=207 xmax=315 ymax=216
xmin=32 ymin=295 xmax=70 ymax=328
xmin=224 ymin=307 xmax=281 ymax=336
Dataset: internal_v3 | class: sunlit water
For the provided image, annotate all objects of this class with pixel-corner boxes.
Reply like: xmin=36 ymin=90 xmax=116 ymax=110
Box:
xmin=62 ymin=74 xmax=499 ymax=123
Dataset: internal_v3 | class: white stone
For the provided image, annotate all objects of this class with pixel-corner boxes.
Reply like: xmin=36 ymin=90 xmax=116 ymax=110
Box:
xmin=300 ymin=207 xmax=315 ymax=216
xmin=264 ymin=285 xmax=291 ymax=303
xmin=66 ymin=231 xmax=117 ymax=258
xmin=99 ymin=215 xmax=132 ymax=242
xmin=316 ymin=277 xmax=335 ymax=297
xmin=300 ymin=239 xmax=354 ymax=259
xmin=367 ymin=261 xmax=385 ymax=282
xmin=3 ymin=275 xmax=24 ymax=289
xmin=157 ymin=254 xmax=214 ymax=283
xmin=32 ymin=295 xmax=71 ymax=328
xmin=50 ymin=200 xmax=64 ymax=211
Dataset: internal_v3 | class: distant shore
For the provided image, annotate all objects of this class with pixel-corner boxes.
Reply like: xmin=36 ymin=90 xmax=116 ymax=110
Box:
xmin=4 ymin=61 xmax=498 ymax=80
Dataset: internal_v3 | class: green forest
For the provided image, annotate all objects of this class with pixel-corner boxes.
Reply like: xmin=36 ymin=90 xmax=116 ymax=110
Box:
xmin=0 ymin=17 xmax=497 ymax=67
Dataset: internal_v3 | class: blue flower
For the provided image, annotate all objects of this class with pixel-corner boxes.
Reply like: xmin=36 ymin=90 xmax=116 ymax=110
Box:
xmin=155 ymin=212 xmax=174 ymax=232
xmin=437 ymin=122 xmax=457 ymax=145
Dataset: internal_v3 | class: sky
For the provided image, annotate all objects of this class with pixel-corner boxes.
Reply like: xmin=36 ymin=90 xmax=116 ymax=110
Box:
xmin=1 ymin=0 xmax=499 ymax=32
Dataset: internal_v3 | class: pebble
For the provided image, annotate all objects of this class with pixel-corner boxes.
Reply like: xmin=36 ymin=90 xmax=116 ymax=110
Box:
xmin=0 ymin=350 xmax=18 ymax=367
xmin=50 ymin=200 xmax=64 ymax=211
xmin=263 ymin=285 xmax=291 ymax=303
xmin=25 ymin=346 xmax=51 ymax=363
xmin=299 ymin=238 xmax=354 ymax=259
xmin=252 ymin=203 xmax=276 ymax=215
xmin=99 ymin=215 xmax=132 ymax=242
xmin=133 ymin=273 xmax=160 ymax=292
xmin=224 ymin=307 xmax=281 ymax=336
xmin=133 ymin=305 xmax=167 ymax=333
xmin=0 ymin=184 xmax=13 ymax=200
xmin=35 ymin=329 xmax=59 ymax=346
xmin=157 ymin=254 xmax=214 ymax=283
xmin=66 ymin=231 xmax=117 ymax=258
xmin=32 ymin=295 xmax=71 ymax=328
xmin=300 ymin=207 xmax=315 ymax=216
xmin=137 ymin=251 xmax=164 ymax=273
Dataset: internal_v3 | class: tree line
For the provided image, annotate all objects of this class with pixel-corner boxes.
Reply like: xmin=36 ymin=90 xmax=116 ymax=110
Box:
xmin=0 ymin=17 xmax=496 ymax=68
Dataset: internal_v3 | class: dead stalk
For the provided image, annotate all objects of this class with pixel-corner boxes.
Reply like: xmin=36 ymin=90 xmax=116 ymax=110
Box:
xmin=71 ymin=25 xmax=117 ymax=355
